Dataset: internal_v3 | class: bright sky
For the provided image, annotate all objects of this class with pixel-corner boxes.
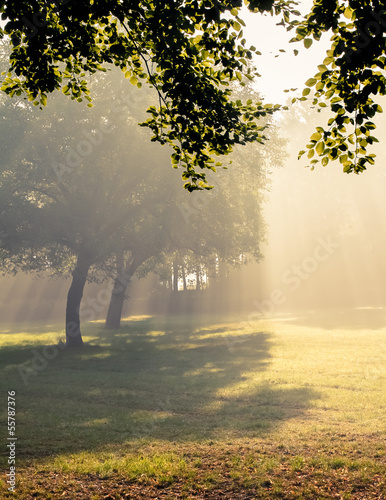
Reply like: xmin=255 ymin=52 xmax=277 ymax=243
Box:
xmin=241 ymin=1 xmax=331 ymax=103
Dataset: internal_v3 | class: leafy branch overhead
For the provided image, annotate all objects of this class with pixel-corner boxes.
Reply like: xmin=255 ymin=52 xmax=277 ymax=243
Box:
xmin=1 ymin=1 xmax=385 ymax=183
xmin=0 ymin=0 xmax=297 ymax=190
xmin=293 ymin=1 xmax=386 ymax=174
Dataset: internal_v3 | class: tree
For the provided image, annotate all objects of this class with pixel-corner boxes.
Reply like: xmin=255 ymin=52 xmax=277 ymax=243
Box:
xmin=0 ymin=0 xmax=297 ymax=190
xmin=97 ymin=79 xmax=286 ymax=326
xmin=0 ymin=64 xmax=174 ymax=346
xmin=124 ymin=107 xmax=286 ymax=317
xmin=103 ymin=192 xmax=175 ymax=329
xmin=290 ymin=1 xmax=386 ymax=174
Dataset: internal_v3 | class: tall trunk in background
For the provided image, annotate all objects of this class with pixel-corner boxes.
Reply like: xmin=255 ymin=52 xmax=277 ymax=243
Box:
xmin=172 ymin=258 xmax=179 ymax=292
xmin=66 ymin=251 xmax=92 ymax=347
xmin=181 ymin=264 xmax=187 ymax=291
xmin=105 ymin=252 xmax=144 ymax=329
xmin=105 ymin=252 xmax=125 ymax=330
xmin=196 ymin=266 xmax=201 ymax=290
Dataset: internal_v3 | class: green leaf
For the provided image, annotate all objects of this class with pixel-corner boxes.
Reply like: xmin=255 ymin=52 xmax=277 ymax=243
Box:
xmin=323 ymin=56 xmax=334 ymax=65
xmin=310 ymin=132 xmax=322 ymax=142
xmin=130 ymin=75 xmax=138 ymax=86
xmin=316 ymin=141 xmax=325 ymax=155
xmin=344 ymin=6 xmax=354 ymax=19
xmin=305 ymin=78 xmax=317 ymax=87
xmin=304 ymin=38 xmax=313 ymax=49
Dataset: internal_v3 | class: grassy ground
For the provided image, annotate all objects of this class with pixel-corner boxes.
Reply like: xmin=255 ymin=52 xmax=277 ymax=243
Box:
xmin=0 ymin=311 xmax=385 ymax=499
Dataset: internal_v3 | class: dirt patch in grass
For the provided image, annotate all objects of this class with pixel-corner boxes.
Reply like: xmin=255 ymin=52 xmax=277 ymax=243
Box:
xmin=2 ymin=439 xmax=385 ymax=500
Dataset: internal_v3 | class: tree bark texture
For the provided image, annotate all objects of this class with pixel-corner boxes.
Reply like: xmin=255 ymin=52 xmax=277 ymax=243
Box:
xmin=104 ymin=253 xmax=144 ymax=330
xmin=172 ymin=258 xmax=179 ymax=292
xmin=181 ymin=265 xmax=187 ymax=291
xmin=65 ymin=252 xmax=92 ymax=347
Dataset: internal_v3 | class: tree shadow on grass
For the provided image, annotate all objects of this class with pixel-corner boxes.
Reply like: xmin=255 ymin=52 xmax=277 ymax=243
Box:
xmin=0 ymin=316 xmax=321 ymax=463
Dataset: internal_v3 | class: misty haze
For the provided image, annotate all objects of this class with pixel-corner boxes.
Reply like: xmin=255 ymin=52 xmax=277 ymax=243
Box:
xmin=1 ymin=2 xmax=385 ymax=499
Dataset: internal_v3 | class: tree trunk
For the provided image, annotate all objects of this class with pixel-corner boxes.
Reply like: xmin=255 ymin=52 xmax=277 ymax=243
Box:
xmin=105 ymin=283 xmax=126 ymax=329
xmin=105 ymin=252 xmax=126 ymax=329
xmin=196 ymin=266 xmax=201 ymax=290
xmin=172 ymin=258 xmax=179 ymax=292
xmin=181 ymin=264 xmax=187 ymax=291
xmin=104 ymin=253 xmax=143 ymax=330
xmin=65 ymin=253 xmax=92 ymax=347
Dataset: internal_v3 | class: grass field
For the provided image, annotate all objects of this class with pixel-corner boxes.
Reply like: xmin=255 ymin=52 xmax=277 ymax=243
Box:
xmin=0 ymin=311 xmax=385 ymax=499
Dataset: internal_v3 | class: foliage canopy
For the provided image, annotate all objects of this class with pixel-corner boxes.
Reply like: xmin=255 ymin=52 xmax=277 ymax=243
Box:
xmin=1 ymin=1 xmax=386 ymax=180
xmin=0 ymin=0 xmax=296 ymax=189
xmin=294 ymin=1 xmax=386 ymax=174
